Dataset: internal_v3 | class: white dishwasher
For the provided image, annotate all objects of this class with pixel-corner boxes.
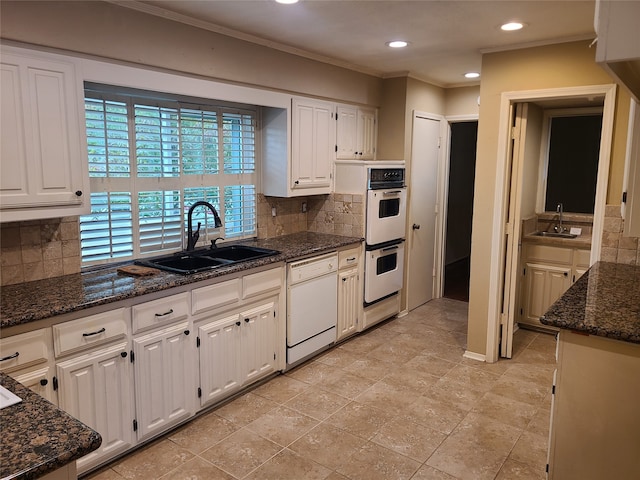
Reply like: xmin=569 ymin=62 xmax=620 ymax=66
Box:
xmin=287 ymin=252 xmax=338 ymax=366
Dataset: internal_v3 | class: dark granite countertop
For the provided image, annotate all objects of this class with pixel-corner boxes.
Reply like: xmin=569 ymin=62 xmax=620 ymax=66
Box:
xmin=1 ymin=232 xmax=363 ymax=329
xmin=541 ymin=261 xmax=640 ymax=344
xmin=0 ymin=373 xmax=101 ymax=480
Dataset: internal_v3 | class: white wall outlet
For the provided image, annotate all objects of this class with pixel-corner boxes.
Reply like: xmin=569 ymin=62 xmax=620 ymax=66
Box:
xmin=271 ymin=207 xmax=277 ymax=217
xmin=570 ymin=227 xmax=582 ymax=236
xmin=302 ymin=202 xmax=307 ymax=213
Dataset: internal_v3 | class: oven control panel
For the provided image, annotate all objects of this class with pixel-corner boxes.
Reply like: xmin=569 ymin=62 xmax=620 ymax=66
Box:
xmin=368 ymin=168 xmax=405 ymax=189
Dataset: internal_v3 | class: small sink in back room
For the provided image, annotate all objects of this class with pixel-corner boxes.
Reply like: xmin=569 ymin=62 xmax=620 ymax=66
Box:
xmin=532 ymin=231 xmax=578 ymax=239
xmin=135 ymin=245 xmax=280 ymax=275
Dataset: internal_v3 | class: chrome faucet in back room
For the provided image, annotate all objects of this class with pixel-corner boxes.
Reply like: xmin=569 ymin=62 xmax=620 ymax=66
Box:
xmin=186 ymin=201 xmax=223 ymax=251
xmin=554 ymin=202 xmax=565 ymax=233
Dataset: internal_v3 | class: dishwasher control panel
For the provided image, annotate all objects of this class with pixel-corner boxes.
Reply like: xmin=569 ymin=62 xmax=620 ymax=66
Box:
xmin=287 ymin=253 xmax=338 ymax=284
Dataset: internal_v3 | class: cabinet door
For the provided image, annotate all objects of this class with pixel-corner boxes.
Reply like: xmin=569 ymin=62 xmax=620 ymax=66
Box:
xmin=336 ymin=105 xmax=357 ymax=159
xmin=337 ymin=267 xmax=359 ymax=341
xmin=133 ymin=322 xmax=195 ymax=441
xmin=522 ymin=263 xmax=571 ymax=324
xmin=0 ymin=48 xmax=88 ymax=220
xmin=197 ymin=314 xmax=242 ymax=408
xmin=240 ymin=300 xmax=278 ymax=385
xmin=357 ymin=108 xmax=377 ymax=160
xmin=291 ymin=98 xmax=334 ymax=191
xmin=56 ymin=342 xmax=135 ymax=473
xmin=12 ymin=365 xmax=57 ymax=405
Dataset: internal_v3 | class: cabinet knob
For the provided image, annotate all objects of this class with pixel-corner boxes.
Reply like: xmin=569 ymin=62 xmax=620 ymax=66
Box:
xmin=75 ymin=190 xmax=83 ymax=197
xmin=244 ymin=318 xmax=250 ymax=323
xmin=236 ymin=321 xmax=241 ymax=326
xmin=294 ymin=180 xmax=299 ymax=185
xmin=121 ymin=351 xmax=128 ymax=358
xmin=40 ymin=379 xmax=48 ymax=386
xmin=184 ymin=330 xmax=190 ymax=336
xmin=412 ymin=224 xmax=421 ymax=230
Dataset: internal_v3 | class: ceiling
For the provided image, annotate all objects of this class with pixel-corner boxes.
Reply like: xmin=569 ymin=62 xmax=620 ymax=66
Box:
xmin=117 ymin=0 xmax=597 ymax=88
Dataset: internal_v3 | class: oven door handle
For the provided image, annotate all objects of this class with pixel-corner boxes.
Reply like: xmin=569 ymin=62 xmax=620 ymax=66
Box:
xmin=381 ymin=245 xmax=399 ymax=253
xmin=382 ymin=190 xmax=403 ymax=196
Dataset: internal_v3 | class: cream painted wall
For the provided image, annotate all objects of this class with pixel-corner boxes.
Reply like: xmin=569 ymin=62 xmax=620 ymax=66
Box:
xmin=467 ymin=40 xmax=633 ymax=356
xmin=445 ymin=86 xmax=480 ymax=118
xmin=0 ymin=0 xmax=382 ymax=106
xmin=377 ymin=77 xmax=409 ymax=160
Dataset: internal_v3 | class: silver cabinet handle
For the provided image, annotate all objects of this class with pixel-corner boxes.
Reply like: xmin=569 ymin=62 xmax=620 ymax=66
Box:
xmin=82 ymin=327 xmax=106 ymax=337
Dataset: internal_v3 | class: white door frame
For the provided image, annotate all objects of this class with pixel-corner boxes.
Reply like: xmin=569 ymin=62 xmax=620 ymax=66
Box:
xmin=437 ymin=114 xmax=480 ymax=298
xmin=485 ymin=84 xmax=617 ymax=363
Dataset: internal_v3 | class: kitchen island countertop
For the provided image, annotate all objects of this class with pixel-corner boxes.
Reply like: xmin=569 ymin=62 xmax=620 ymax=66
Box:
xmin=1 ymin=232 xmax=363 ymax=329
xmin=0 ymin=373 xmax=102 ymax=480
xmin=540 ymin=261 xmax=640 ymax=343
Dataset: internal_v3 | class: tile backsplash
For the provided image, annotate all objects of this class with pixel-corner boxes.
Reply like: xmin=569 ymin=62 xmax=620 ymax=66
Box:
xmin=0 ymin=194 xmax=365 ymax=286
xmin=601 ymin=205 xmax=640 ymax=265
xmin=0 ymin=217 xmax=81 ymax=286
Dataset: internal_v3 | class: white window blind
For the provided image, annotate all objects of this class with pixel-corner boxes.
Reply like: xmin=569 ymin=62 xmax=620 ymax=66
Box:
xmin=80 ymin=88 xmax=258 ymax=265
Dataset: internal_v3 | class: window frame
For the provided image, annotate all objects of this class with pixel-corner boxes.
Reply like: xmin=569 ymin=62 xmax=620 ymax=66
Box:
xmin=537 ymin=106 xmax=603 ymax=214
xmin=81 ymin=85 xmax=261 ymax=267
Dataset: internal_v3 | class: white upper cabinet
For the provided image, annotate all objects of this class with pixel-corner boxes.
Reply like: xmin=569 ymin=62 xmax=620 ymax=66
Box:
xmin=262 ymin=97 xmax=335 ymax=197
xmin=0 ymin=45 xmax=89 ymax=222
xmin=336 ymin=105 xmax=377 ymax=160
xmin=595 ymin=0 xmax=640 ymax=102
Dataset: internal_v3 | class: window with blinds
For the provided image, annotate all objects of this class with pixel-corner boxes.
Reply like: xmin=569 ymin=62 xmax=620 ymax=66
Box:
xmin=80 ymin=87 xmax=258 ymax=265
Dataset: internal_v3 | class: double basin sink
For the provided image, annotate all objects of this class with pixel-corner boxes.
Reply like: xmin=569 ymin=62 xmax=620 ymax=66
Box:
xmin=135 ymin=245 xmax=280 ymax=275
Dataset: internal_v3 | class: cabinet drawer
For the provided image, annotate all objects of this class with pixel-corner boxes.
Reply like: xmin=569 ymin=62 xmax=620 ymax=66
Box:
xmin=53 ymin=308 xmax=129 ymax=357
xmin=524 ymin=244 xmax=573 ymax=265
xmin=242 ymin=267 xmax=283 ymax=300
xmin=192 ymin=279 xmax=240 ymax=316
xmin=133 ymin=292 xmax=189 ymax=333
xmin=339 ymin=246 xmax=361 ymax=269
xmin=0 ymin=328 xmax=51 ymax=373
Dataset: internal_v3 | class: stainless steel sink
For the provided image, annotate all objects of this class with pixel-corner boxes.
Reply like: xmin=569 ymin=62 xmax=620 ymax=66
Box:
xmin=532 ymin=231 xmax=578 ymax=239
xmin=135 ymin=245 xmax=280 ymax=274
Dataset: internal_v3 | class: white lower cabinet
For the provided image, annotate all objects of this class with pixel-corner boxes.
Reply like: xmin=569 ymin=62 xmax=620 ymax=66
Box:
xmin=56 ymin=341 xmax=135 ymax=474
xmin=132 ymin=321 xmax=195 ymax=441
xmin=196 ymin=298 xmax=279 ymax=409
xmin=337 ymin=245 xmax=362 ymax=341
xmin=337 ymin=268 xmax=360 ymax=340
xmin=197 ymin=313 xmax=243 ymax=407
xmin=241 ymin=300 xmax=278 ymax=384
xmin=0 ymin=328 xmax=57 ymax=404
xmin=521 ymin=263 xmax=571 ymax=324
xmin=519 ymin=244 xmax=590 ymax=328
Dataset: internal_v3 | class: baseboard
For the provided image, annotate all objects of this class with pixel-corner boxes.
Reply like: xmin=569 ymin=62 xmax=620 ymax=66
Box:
xmin=463 ymin=350 xmax=486 ymax=362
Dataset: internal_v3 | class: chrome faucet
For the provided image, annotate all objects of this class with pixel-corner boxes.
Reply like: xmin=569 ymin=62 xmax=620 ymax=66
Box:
xmin=186 ymin=201 xmax=223 ymax=251
xmin=553 ymin=203 xmax=565 ymax=233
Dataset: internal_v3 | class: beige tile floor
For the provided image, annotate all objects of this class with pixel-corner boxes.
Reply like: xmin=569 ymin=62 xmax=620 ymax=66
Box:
xmin=85 ymin=298 xmax=556 ymax=480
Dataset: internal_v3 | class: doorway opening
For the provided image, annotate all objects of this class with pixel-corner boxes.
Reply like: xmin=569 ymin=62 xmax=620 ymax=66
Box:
xmin=443 ymin=121 xmax=478 ymax=302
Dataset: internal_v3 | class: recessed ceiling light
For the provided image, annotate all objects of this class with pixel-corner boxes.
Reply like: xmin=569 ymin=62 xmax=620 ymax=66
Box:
xmin=464 ymin=72 xmax=480 ymax=79
xmin=275 ymin=0 xmax=299 ymax=4
xmin=386 ymin=40 xmax=408 ymax=48
xmin=501 ymin=22 xmax=524 ymax=31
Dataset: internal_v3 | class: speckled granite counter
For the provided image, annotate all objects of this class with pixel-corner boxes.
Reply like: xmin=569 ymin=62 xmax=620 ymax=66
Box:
xmin=0 ymin=373 xmax=101 ymax=479
xmin=541 ymin=261 xmax=640 ymax=343
xmin=1 ymin=232 xmax=362 ymax=329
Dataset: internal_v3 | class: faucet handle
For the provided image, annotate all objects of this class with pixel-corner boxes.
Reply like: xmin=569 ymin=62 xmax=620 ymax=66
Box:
xmin=192 ymin=221 xmax=201 ymax=246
